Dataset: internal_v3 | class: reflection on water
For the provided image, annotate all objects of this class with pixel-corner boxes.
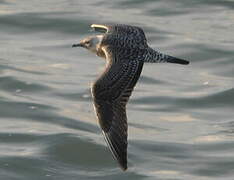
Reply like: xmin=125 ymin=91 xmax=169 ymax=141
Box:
xmin=0 ymin=0 xmax=234 ymax=179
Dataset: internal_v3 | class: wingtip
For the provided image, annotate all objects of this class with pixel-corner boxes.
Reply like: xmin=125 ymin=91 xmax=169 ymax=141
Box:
xmin=91 ymin=24 xmax=103 ymax=28
xmin=90 ymin=24 xmax=108 ymax=33
xmin=102 ymin=130 xmax=128 ymax=172
xmin=90 ymin=24 xmax=96 ymax=28
xmin=120 ymin=164 xmax=128 ymax=171
xmin=118 ymin=157 xmax=128 ymax=171
xmin=117 ymin=155 xmax=128 ymax=171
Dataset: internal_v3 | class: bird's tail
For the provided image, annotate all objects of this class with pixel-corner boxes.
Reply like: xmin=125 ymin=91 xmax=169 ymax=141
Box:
xmin=144 ymin=47 xmax=189 ymax=65
xmin=165 ymin=55 xmax=189 ymax=65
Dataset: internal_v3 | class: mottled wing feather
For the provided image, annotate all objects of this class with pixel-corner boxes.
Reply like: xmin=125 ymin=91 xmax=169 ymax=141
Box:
xmin=91 ymin=46 xmax=143 ymax=170
xmin=101 ymin=101 xmax=128 ymax=170
xmin=91 ymin=24 xmax=147 ymax=41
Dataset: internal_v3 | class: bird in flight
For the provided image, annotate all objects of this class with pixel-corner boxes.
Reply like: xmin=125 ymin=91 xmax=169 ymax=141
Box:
xmin=72 ymin=24 xmax=189 ymax=171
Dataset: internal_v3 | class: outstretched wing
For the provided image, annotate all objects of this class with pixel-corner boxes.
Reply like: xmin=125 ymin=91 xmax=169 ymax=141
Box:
xmin=91 ymin=46 xmax=144 ymax=170
xmin=91 ymin=24 xmax=144 ymax=36
xmin=91 ymin=24 xmax=147 ymax=46
xmin=91 ymin=24 xmax=148 ymax=50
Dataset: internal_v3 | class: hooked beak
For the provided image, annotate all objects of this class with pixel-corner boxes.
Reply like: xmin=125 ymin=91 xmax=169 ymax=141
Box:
xmin=72 ymin=43 xmax=83 ymax=47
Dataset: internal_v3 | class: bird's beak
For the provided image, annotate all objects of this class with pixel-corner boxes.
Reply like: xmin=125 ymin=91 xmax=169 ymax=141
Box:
xmin=72 ymin=43 xmax=83 ymax=47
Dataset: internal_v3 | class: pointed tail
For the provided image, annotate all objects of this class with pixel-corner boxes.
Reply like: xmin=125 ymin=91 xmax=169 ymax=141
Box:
xmin=166 ymin=55 xmax=189 ymax=65
xmin=143 ymin=47 xmax=189 ymax=65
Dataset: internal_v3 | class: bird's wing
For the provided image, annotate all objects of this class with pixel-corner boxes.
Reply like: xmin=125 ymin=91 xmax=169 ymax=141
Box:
xmin=92 ymin=24 xmax=147 ymax=49
xmin=91 ymin=46 xmax=144 ymax=170
xmin=91 ymin=24 xmax=147 ymax=41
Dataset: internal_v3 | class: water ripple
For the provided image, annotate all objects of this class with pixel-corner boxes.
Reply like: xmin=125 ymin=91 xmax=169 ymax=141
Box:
xmin=132 ymin=88 xmax=234 ymax=111
xmin=0 ymin=12 xmax=92 ymax=35
xmin=1 ymin=0 xmax=234 ymax=179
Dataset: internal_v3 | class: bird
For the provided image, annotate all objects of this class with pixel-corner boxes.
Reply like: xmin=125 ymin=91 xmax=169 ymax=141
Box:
xmin=72 ymin=24 xmax=189 ymax=171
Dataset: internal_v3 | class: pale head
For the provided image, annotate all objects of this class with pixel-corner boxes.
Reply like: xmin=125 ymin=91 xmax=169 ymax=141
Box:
xmin=72 ymin=35 xmax=103 ymax=54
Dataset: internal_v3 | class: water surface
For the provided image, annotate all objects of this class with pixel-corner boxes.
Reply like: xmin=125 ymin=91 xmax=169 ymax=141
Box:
xmin=0 ymin=0 xmax=234 ymax=179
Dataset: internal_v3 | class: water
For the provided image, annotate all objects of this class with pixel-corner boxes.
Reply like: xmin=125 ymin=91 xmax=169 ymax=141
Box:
xmin=0 ymin=0 xmax=234 ymax=179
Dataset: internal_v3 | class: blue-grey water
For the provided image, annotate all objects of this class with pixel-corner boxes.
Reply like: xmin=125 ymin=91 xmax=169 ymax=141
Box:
xmin=0 ymin=0 xmax=234 ymax=179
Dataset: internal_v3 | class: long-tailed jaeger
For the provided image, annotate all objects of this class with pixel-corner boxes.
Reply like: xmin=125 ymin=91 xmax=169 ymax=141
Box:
xmin=72 ymin=24 xmax=189 ymax=171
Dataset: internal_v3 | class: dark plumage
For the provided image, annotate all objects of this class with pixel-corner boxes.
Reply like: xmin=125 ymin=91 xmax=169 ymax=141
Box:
xmin=73 ymin=24 xmax=189 ymax=171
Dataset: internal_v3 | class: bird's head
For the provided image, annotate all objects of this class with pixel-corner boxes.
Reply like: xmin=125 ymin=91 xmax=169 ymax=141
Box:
xmin=72 ymin=35 xmax=103 ymax=54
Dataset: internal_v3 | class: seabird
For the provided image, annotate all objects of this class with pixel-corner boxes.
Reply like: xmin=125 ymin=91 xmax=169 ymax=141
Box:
xmin=72 ymin=24 xmax=189 ymax=171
